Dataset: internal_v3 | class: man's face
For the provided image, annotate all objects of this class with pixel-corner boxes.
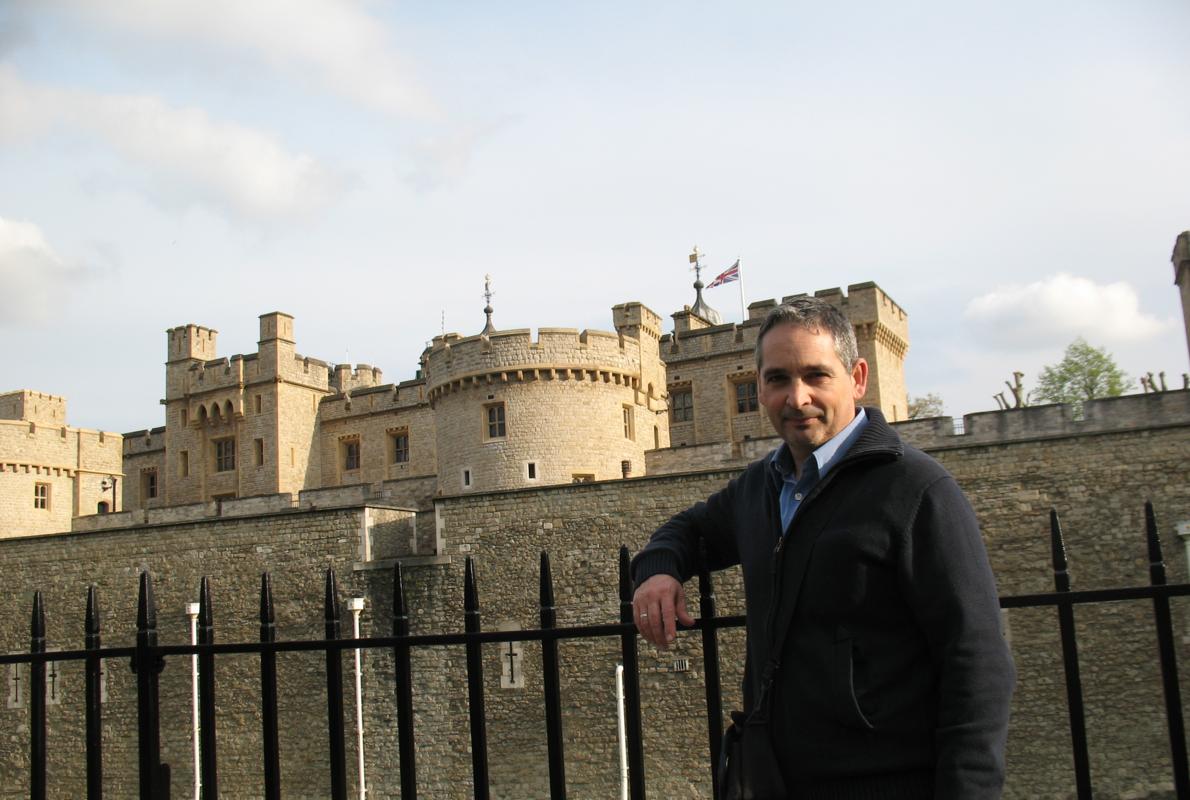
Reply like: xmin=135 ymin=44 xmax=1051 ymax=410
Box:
xmin=757 ymin=323 xmax=868 ymax=467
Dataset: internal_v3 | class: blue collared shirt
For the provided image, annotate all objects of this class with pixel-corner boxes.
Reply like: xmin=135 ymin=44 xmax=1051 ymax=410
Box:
xmin=768 ymin=408 xmax=868 ymax=535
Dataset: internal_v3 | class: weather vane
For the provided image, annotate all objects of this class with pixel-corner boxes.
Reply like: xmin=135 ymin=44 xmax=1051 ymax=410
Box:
xmin=481 ymin=274 xmax=496 ymax=335
xmin=688 ymin=246 xmax=704 ymax=283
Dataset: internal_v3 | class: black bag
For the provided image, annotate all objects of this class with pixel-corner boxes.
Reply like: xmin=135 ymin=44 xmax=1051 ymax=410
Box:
xmin=718 ymin=707 xmax=787 ymax=800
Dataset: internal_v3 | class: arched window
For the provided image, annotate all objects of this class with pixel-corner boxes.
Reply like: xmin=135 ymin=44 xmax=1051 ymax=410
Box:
xmin=97 ymin=501 xmax=110 ymax=514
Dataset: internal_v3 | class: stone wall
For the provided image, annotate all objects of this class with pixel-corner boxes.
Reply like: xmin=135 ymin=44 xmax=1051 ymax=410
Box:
xmin=2 ymin=408 xmax=1188 ymax=798
xmin=318 ymin=381 xmax=436 ymax=490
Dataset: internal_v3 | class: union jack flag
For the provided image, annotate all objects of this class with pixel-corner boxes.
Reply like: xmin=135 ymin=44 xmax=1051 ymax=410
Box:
xmin=707 ymin=260 xmax=740 ymax=289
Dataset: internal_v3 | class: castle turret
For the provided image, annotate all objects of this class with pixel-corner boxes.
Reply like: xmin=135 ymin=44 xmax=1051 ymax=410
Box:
xmin=424 ymin=302 xmax=667 ymax=494
xmin=258 ymin=311 xmax=296 ymax=370
xmin=167 ymin=324 xmax=217 ymax=363
xmin=1173 ymin=231 xmax=1190 ymax=367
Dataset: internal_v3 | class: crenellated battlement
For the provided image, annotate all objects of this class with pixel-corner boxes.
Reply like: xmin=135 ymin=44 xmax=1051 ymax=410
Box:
xmin=0 ymin=390 xmax=67 ymax=426
xmin=167 ymin=323 xmax=218 ymax=363
xmin=122 ymin=427 xmax=165 ymax=455
xmin=320 ymin=378 xmax=427 ymax=420
xmin=424 ymin=326 xmax=645 ymax=399
xmin=894 ymin=390 xmax=1190 ymax=449
xmin=329 ymin=363 xmax=385 ymax=395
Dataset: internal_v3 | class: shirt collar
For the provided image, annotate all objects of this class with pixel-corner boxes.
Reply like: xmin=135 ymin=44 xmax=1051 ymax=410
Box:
xmin=769 ymin=407 xmax=869 ymax=482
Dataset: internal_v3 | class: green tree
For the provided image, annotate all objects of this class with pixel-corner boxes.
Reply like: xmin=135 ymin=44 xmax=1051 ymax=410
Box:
xmin=1034 ymin=338 xmax=1133 ymax=405
xmin=907 ymin=392 xmax=945 ymax=418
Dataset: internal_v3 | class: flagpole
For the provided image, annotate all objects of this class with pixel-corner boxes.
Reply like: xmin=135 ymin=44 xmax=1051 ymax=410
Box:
xmin=736 ymin=258 xmax=746 ymax=321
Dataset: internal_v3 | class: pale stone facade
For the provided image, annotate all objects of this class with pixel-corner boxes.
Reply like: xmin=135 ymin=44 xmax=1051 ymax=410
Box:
xmin=114 ymin=281 xmax=906 ymax=519
xmin=0 ymin=391 xmax=122 ymax=538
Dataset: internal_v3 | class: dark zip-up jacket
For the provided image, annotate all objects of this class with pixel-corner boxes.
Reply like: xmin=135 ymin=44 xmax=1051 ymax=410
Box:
xmin=632 ymin=409 xmax=1014 ymax=799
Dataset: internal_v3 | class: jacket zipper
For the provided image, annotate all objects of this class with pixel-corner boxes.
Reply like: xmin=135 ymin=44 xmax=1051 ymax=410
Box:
xmin=761 ymin=446 xmax=886 ymax=666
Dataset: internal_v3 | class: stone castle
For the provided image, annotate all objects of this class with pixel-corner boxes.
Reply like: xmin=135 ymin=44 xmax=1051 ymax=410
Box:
xmin=1 ymin=273 xmax=910 ymax=538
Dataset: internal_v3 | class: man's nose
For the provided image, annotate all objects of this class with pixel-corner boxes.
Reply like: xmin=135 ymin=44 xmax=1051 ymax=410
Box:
xmin=786 ymin=380 xmax=810 ymax=407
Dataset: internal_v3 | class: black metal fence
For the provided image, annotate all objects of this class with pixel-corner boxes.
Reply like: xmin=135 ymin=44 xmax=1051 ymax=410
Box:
xmin=3 ymin=501 xmax=1189 ymax=800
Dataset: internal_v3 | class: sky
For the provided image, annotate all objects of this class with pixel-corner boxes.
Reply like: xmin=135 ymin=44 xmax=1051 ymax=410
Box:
xmin=2 ymin=1 xmax=1189 ymax=434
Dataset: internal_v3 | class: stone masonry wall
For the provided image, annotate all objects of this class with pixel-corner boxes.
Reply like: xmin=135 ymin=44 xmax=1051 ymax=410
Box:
xmin=318 ymin=383 xmax=436 ymax=490
xmin=1 ymin=409 xmax=1188 ymax=797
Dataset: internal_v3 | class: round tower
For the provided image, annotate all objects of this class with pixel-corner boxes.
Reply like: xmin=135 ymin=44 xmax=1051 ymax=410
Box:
xmin=423 ymin=320 xmax=664 ymax=494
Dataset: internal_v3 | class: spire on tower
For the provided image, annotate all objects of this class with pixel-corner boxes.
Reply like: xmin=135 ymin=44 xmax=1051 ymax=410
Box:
xmin=687 ymin=245 xmax=722 ymax=325
xmin=481 ymin=274 xmax=497 ymax=336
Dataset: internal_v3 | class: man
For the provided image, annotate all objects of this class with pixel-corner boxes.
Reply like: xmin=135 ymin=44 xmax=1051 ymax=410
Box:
xmin=632 ymin=298 xmax=1014 ymax=799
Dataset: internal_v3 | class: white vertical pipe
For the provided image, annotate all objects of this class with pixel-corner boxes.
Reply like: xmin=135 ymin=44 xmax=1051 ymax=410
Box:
xmin=615 ymin=665 xmax=628 ymax=800
xmin=348 ymin=597 xmax=367 ymax=800
xmin=185 ymin=602 xmax=201 ymax=800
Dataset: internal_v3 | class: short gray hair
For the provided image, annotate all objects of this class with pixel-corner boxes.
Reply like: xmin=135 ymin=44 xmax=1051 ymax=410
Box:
xmin=754 ymin=297 xmax=859 ymax=370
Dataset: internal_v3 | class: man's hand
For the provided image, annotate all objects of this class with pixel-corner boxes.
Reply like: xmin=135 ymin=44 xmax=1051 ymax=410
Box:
xmin=632 ymin=574 xmax=695 ymax=649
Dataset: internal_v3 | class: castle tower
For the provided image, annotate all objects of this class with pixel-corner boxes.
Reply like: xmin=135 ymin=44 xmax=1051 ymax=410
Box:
xmin=158 ymin=312 xmax=329 ymax=506
xmin=424 ymin=300 xmax=667 ymax=494
xmin=1174 ymin=231 xmax=1190 ymax=367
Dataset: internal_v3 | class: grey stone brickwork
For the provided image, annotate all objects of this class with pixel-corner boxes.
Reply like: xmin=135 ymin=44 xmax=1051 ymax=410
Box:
xmin=1 ymin=396 xmax=1188 ymax=798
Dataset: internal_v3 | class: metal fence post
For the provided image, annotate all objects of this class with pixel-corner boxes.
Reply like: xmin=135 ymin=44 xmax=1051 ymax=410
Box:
xmin=618 ymin=546 xmax=646 ymax=800
xmin=85 ymin=586 xmax=103 ymax=800
xmin=1144 ymin=501 xmax=1189 ymax=797
xmin=539 ymin=551 xmax=567 ymax=799
xmin=324 ymin=569 xmax=348 ymax=800
xmin=697 ymin=550 xmax=723 ymax=799
xmin=30 ymin=591 xmax=47 ymax=800
xmin=197 ymin=577 xmax=218 ymax=799
xmin=1049 ymin=511 xmax=1092 ymax=799
xmin=464 ymin=556 xmax=491 ymax=800
xmin=132 ymin=571 xmax=167 ymax=800
xmin=259 ymin=574 xmax=281 ymax=800
xmin=392 ymin=563 xmax=417 ymax=799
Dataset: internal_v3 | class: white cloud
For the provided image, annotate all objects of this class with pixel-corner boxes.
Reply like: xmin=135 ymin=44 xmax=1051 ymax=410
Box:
xmin=964 ymin=273 xmax=1173 ymax=349
xmin=0 ymin=68 xmax=343 ymax=220
xmin=0 ymin=217 xmax=86 ymax=325
xmin=32 ymin=0 xmax=438 ymax=120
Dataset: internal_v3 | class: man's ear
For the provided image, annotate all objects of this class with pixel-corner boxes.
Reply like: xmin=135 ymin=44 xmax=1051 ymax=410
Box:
xmin=851 ymin=358 xmax=869 ymax=401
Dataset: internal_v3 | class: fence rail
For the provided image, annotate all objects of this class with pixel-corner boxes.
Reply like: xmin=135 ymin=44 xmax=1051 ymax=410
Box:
xmin=3 ymin=501 xmax=1189 ymax=799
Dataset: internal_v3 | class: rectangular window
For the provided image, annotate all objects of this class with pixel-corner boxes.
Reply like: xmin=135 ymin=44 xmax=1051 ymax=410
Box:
xmin=214 ymin=438 xmax=236 ymax=472
xmin=254 ymin=438 xmax=264 ymax=467
xmin=141 ymin=470 xmax=158 ymax=501
xmin=526 ymin=461 xmax=538 ymax=480
xmin=180 ymin=408 xmax=188 ymax=426
xmin=180 ymin=450 xmax=190 ymax=478
xmin=391 ymin=432 xmax=409 ymax=464
xmin=33 ymin=483 xmax=49 ymax=510
xmin=254 ymin=394 xmax=262 ymax=414
xmin=622 ymin=405 xmax=635 ymax=440
xmin=735 ymin=380 xmax=758 ymax=414
xmin=462 ymin=468 xmax=472 ymax=488
xmin=485 ymin=403 xmax=506 ymax=439
xmin=670 ymin=389 xmax=693 ymax=422
xmin=343 ymin=439 xmax=361 ymax=471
